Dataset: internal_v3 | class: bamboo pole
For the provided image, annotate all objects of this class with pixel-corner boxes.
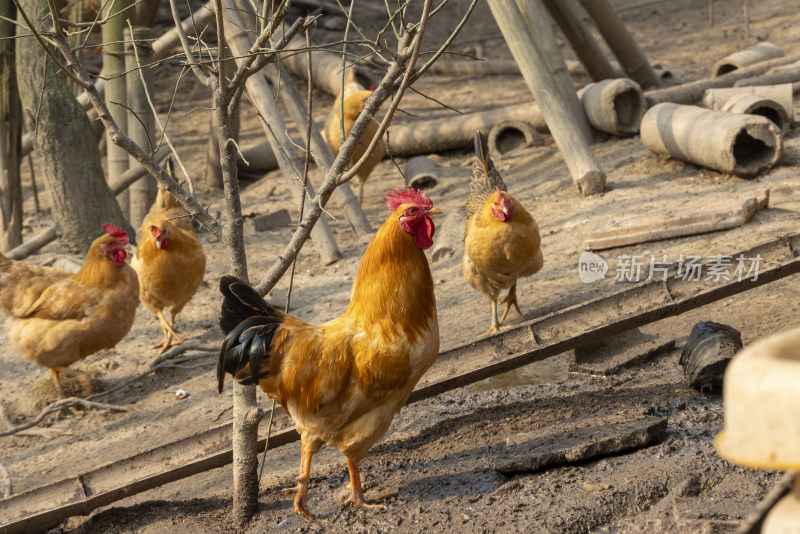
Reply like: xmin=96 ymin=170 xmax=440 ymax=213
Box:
xmin=540 ymin=0 xmax=617 ymax=82
xmin=487 ymin=0 xmax=605 ymax=195
xmin=222 ymin=5 xmax=341 ymax=265
xmin=125 ymin=27 xmax=157 ymax=229
xmin=102 ymin=0 xmax=134 ymax=219
xmin=645 ymin=54 xmax=800 ymax=106
xmin=263 ymin=63 xmax=372 ymax=235
xmin=577 ymin=0 xmax=662 ymax=88
xmin=516 ymin=0 xmax=591 ymax=141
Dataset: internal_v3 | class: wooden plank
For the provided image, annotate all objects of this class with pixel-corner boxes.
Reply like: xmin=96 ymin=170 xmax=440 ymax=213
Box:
xmin=3 ymin=231 xmax=800 ymax=534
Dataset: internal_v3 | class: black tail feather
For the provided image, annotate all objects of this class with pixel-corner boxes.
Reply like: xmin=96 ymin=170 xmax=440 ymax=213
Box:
xmin=217 ymin=276 xmax=283 ymax=393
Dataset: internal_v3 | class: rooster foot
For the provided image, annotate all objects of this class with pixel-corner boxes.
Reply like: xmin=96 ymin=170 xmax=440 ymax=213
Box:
xmin=152 ymin=337 xmax=183 ymax=354
xmin=477 ymin=325 xmax=501 ymax=338
xmin=345 ymin=491 xmax=393 ymax=509
xmin=283 ymin=484 xmax=325 ymax=522
xmin=500 ymin=284 xmax=522 ymax=322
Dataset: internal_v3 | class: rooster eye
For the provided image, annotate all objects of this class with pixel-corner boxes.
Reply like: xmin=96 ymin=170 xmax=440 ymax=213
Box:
xmin=407 ymin=209 xmax=416 ymax=215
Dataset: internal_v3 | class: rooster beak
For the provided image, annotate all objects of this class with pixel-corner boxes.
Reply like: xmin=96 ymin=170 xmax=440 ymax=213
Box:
xmin=428 ymin=208 xmax=443 ymax=216
xmin=501 ymin=206 xmax=509 ymax=216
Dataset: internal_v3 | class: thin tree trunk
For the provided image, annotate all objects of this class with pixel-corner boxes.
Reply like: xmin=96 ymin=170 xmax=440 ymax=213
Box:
xmin=125 ymin=26 xmax=157 ymax=229
xmin=103 ymin=0 xmax=134 ymax=219
xmin=16 ymin=0 xmax=134 ymax=252
xmin=0 ymin=0 xmax=23 ymax=251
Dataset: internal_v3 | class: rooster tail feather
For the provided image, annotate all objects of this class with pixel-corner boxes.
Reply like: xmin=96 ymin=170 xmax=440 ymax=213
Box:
xmin=217 ymin=276 xmax=283 ymax=393
xmin=474 ymin=130 xmax=493 ymax=177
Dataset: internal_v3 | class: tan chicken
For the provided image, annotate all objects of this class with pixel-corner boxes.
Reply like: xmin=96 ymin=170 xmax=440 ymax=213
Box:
xmin=463 ymin=131 xmax=543 ymax=336
xmin=0 ymin=224 xmax=139 ymax=398
xmin=132 ymin=181 xmax=206 ymax=353
xmin=323 ymin=81 xmax=386 ymax=204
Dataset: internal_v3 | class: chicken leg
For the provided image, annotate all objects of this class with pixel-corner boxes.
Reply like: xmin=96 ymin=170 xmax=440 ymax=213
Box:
xmin=49 ymin=367 xmax=68 ymax=399
xmin=284 ymin=437 xmax=324 ymax=522
xmin=153 ymin=310 xmax=182 ymax=353
xmin=500 ymin=282 xmax=522 ymax=322
xmin=479 ymin=300 xmax=502 ymax=338
xmin=344 ymin=457 xmax=392 ymax=509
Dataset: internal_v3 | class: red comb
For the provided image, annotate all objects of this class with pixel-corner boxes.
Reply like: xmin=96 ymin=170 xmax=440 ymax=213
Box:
xmin=102 ymin=223 xmax=129 ymax=245
xmin=385 ymin=187 xmax=433 ymax=212
xmin=369 ymin=85 xmax=377 ymax=92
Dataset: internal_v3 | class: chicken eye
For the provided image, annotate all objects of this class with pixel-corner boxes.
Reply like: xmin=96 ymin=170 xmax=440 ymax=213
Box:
xmin=407 ymin=209 xmax=416 ymax=215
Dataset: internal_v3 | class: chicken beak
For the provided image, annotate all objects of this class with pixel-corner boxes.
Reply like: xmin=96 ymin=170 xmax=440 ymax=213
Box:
xmin=428 ymin=208 xmax=443 ymax=216
xmin=502 ymin=206 xmax=509 ymax=216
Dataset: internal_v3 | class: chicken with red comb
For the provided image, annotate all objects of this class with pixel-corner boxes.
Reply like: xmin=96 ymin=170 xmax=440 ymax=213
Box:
xmin=218 ymin=186 xmax=442 ymax=521
xmin=0 ymin=224 xmax=139 ymax=400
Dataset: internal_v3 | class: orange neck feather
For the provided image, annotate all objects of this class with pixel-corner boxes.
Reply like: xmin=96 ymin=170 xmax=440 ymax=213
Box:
xmin=346 ymin=206 xmax=436 ymax=344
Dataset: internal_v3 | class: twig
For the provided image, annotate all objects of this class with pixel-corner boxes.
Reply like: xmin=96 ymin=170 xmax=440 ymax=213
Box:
xmin=0 ymin=398 xmax=128 ymax=437
xmin=150 ymin=342 xmax=219 ymax=368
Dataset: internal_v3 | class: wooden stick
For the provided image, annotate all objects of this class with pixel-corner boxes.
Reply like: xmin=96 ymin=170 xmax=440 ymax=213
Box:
xmin=577 ymin=0 xmax=662 ymax=88
xmin=221 ymin=5 xmax=341 ymax=265
xmin=263 ymin=63 xmax=372 ymax=235
xmin=19 ymin=3 xmax=216 ymax=159
xmin=540 ymin=0 xmax=617 ymax=82
xmin=281 ymin=37 xmax=371 ymax=96
xmin=487 ymin=0 xmax=606 ymax=195
xmin=645 ymin=54 xmax=800 ymax=106
xmin=0 ymin=398 xmax=128 ymax=437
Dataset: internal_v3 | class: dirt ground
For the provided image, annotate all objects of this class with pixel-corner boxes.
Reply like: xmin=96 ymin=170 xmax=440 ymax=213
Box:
xmin=3 ymin=0 xmax=800 ymax=532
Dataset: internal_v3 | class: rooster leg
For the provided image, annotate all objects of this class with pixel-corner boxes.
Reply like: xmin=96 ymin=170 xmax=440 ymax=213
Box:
xmin=344 ymin=457 xmax=392 ymax=509
xmin=478 ymin=300 xmax=502 ymax=338
xmin=284 ymin=438 xmax=325 ymax=522
xmin=500 ymin=282 xmax=522 ymax=322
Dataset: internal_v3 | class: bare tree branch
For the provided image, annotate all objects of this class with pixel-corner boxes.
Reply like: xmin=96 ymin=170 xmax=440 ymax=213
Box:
xmin=0 ymin=398 xmax=128 ymax=437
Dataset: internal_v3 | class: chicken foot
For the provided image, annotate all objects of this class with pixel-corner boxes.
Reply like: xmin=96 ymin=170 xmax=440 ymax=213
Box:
xmin=344 ymin=457 xmax=392 ymax=509
xmin=479 ymin=300 xmax=502 ymax=338
xmin=283 ymin=438 xmax=325 ymax=522
xmin=153 ymin=311 xmax=182 ymax=353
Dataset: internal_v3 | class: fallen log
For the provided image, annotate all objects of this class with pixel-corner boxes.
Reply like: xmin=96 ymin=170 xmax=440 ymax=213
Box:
xmin=703 ymin=84 xmax=794 ymax=126
xmin=5 ymin=230 xmax=800 ymax=534
xmin=645 ymin=54 xmax=800 ymax=106
xmin=640 ymin=104 xmax=782 ymax=179
xmin=488 ymin=120 xmax=544 ymax=157
xmin=405 ymin=156 xmax=439 ymax=190
xmin=733 ymin=64 xmax=800 ymax=89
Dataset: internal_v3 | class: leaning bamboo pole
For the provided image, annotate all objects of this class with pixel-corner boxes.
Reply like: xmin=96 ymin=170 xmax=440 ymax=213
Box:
xmin=487 ymin=0 xmax=605 ymax=195
xmin=5 ymin=230 xmax=800 ymax=534
xmin=263 ymin=63 xmax=372 ymax=235
xmin=222 ymin=5 xmax=341 ymax=265
xmin=125 ymin=27 xmax=157 ymax=228
xmin=540 ymin=0 xmax=617 ymax=82
xmin=577 ymin=0 xmax=661 ymax=88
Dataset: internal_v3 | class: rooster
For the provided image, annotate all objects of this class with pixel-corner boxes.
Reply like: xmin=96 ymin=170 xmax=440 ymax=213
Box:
xmin=132 ymin=179 xmax=206 ymax=353
xmin=323 ymin=82 xmax=386 ymax=204
xmin=217 ymin=187 xmax=442 ymax=521
xmin=463 ymin=131 xmax=543 ymax=336
xmin=0 ymin=224 xmax=138 ymax=398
